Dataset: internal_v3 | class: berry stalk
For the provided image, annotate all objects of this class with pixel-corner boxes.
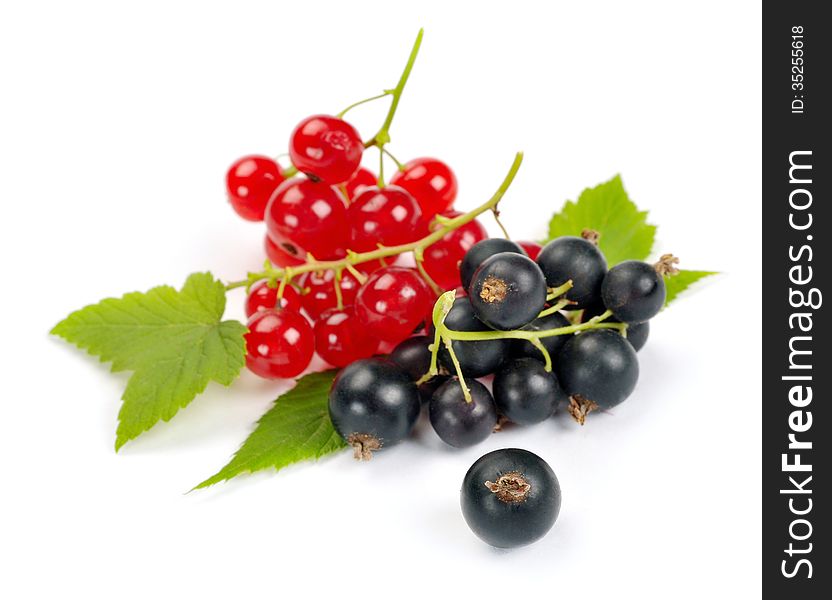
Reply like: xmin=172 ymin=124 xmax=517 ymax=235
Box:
xmin=224 ymin=151 xmax=524 ymax=292
xmin=365 ymin=29 xmax=423 ymax=151
xmin=423 ymin=290 xmax=628 ymax=402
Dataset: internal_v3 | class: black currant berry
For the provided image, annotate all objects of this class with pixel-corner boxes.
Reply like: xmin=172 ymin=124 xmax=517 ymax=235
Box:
xmin=468 ymin=252 xmax=547 ymax=330
xmin=389 ymin=335 xmax=432 ymax=380
xmin=493 ymin=358 xmax=565 ymax=425
xmin=581 ymin=304 xmax=650 ymax=352
xmin=437 ymin=297 xmax=509 ymax=377
xmin=512 ymin=310 xmax=571 ymax=360
xmin=461 ymin=448 xmax=561 ymax=548
xmin=624 ymin=320 xmax=649 ymax=352
xmin=429 ymin=378 xmax=498 ymax=448
xmin=536 ymin=236 xmax=607 ymax=309
xmin=555 ymin=329 xmax=639 ymax=424
xmin=328 ymin=358 xmax=421 ymax=459
xmin=601 ymin=260 xmax=666 ymax=323
xmin=460 ymin=238 xmax=527 ymax=291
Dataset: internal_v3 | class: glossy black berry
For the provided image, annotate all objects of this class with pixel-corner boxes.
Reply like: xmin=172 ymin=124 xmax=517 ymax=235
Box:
xmin=493 ymin=358 xmax=565 ymax=424
xmin=468 ymin=252 xmax=547 ymax=330
xmin=601 ymin=260 xmax=666 ymax=323
xmin=461 ymin=448 xmax=561 ymax=548
xmin=582 ymin=304 xmax=650 ymax=352
xmin=460 ymin=238 xmax=527 ymax=291
xmin=389 ymin=335 xmax=432 ymax=380
xmin=624 ymin=320 xmax=649 ymax=351
xmin=438 ymin=297 xmax=509 ymax=377
xmin=536 ymin=236 xmax=607 ymax=309
xmin=512 ymin=310 xmax=571 ymax=360
xmin=328 ymin=358 xmax=421 ymax=459
xmin=429 ymin=378 xmax=497 ymax=448
xmin=555 ymin=329 xmax=639 ymax=422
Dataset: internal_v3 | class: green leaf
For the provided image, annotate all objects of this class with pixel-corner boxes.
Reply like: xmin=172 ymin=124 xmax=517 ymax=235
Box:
xmin=195 ymin=370 xmax=346 ymax=489
xmin=545 ymin=175 xmax=657 ymax=265
xmin=51 ymin=272 xmax=247 ymax=450
xmin=664 ymin=269 xmax=718 ymax=307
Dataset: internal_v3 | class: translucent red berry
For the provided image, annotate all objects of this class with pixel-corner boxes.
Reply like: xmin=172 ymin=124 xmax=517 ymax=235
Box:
xmin=245 ymin=309 xmax=314 ymax=379
xmin=245 ymin=280 xmax=303 ymax=318
xmin=390 ymin=157 xmax=457 ymax=221
xmin=226 ymin=155 xmax=285 ymax=221
xmin=289 ymin=115 xmax=363 ymax=184
xmin=347 ymin=185 xmax=423 ymax=252
xmin=298 ymin=268 xmax=365 ymax=319
xmin=422 ymin=210 xmax=488 ymax=291
xmin=517 ymin=241 xmax=542 ymax=261
xmin=355 ymin=267 xmax=434 ymax=343
xmin=264 ymin=235 xmax=305 ymax=267
xmin=265 ymin=178 xmax=349 ymax=260
xmin=343 ymin=167 xmax=378 ymax=201
xmin=315 ymin=306 xmax=380 ymax=367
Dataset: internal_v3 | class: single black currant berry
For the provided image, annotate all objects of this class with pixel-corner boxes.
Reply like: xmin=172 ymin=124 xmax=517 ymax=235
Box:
xmin=624 ymin=320 xmax=649 ymax=352
xmin=468 ymin=252 xmax=547 ymax=330
xmin=581 ymin=304 xmax=650 ymax=352
xmin=328 ymin=358 xmax=421 ymax=459
xmin=601 ymin=260 xmax=666 ymax=323
xmin=493 ymin=358 xmax=565 ymax=424
xmin=437 ymin=297 xmax=509 ymax=377
xmin=460 ymin=238 xmax=527 ymax=291
xmin=536 ymin=235 xmax=607 ymax=309
xmin=512 ymin=310 xmax=571 ymax=360
xmin=429 ymin=378 xmax=498 ymax=448
xmin=555 ymin=329 xmax=639 ymax=424
xmin=389 ymin=335 xmax=432 ymax=380
xmin=461 ymin=448 xmax=561 ymax=548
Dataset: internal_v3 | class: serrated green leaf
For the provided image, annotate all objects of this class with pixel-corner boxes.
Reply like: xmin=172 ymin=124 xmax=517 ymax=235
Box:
xmin=664 ymin=269 xmax=718 ymax=307
xmin=51 ymin=272 xmax=247 ymax=450
xmin=545 ymin=175 xmax=657 ymax=265
xmin=195 ymin=370 xmax=346 ymax=489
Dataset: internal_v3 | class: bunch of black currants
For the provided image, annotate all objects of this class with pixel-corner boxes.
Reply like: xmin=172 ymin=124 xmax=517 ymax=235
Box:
xmin=329 ymin=231 xmax=673 ymax=459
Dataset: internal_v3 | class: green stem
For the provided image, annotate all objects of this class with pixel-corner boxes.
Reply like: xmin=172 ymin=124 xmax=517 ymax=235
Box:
xmin=337 ymin=91 xmax=392 ymax=118
xmin=282 ymin=165 xmax=298 ymax=178
xmin=381 ymin=147 xmax=406 ymax=171
xmin=365 ymin=29 xmax=423 ymax=149
xmin=426 ymin=292 xmax=624 ymax=375
xmin=546 ymin=281 xmax=573 ymax=301
xmin=443 ymin=337 xmax=472 ymax=403
xmin=530 ymin=338 xmax=552 ymax=371
xmin=538 ymin=298 xmax=571 ymax=318
xmin=224 ymin=152 xmax=524 ymax=291
xmin=492 ymin=209 xmax=511 ymax=239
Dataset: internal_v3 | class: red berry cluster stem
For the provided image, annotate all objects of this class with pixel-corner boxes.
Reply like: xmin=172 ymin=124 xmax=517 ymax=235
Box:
xmin=224 ymin=153 xmax=525 ymax=296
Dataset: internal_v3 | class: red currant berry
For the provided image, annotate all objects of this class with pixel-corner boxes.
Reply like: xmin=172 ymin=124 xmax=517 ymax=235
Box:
xmin=314 ymin=306 xmax=380 ymax=367
xmin=347 ymin=185 xmax=423 ymax=252
xmin=245 ymin=309 xmax=314 ymax=379
xmin=264 ymin=235 xmax=305 ymax=266
xmin=422 ymin=210 xmax=488 ymax=291
xmin=265 ymin=178 xmax=349 ymax=260
xmin=517 ymin=240 xmax=542 ymax=261
xmin=245 ymin=280 xmax=303 ymax=318
xmin=390 ymin=157 xmax=457 ymax=221
xmin=298 ymin=268 xmax=365 ymax=318
xmin=289 ymin=115 xmax=363 ymax=184
xmin=226 ymin=155 xmax=284 ymax=221
xmin=355 ymin=267 xmax=434 ymax=343
xmin=343 ymin=167 xmax=378 ymax=201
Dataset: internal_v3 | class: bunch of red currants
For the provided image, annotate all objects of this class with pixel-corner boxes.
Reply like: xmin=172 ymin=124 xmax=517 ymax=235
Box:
xmin=226 ymin=114 xmax=540 ymax=380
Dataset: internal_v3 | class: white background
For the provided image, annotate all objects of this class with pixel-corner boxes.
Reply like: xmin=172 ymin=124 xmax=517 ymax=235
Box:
xmin=0 ymin=1 xmax=762 ymax=598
